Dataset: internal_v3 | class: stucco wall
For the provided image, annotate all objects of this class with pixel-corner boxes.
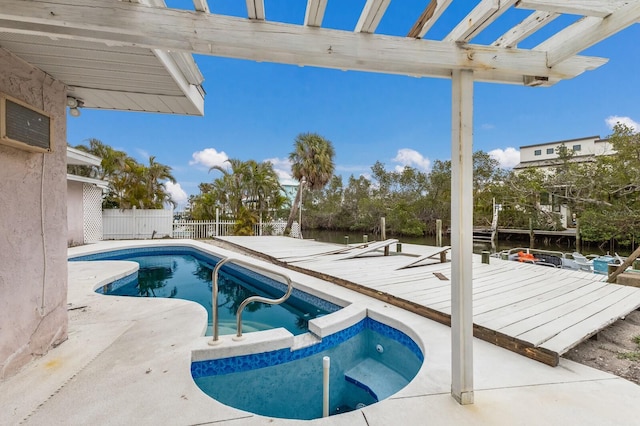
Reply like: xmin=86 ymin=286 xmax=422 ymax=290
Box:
xmin=67 ymin=181 xmax=84 ymax=246
xmin=0 ymin=48 xmax=68 ymax=379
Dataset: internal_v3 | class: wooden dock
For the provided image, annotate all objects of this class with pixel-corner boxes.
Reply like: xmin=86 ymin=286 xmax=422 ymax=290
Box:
xmin=214 ymin=236 xmax=640 ymax=366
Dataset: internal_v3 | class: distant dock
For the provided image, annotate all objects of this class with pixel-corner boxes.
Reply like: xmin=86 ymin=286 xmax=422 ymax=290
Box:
xmin=473 ymin=227 xmax=577 ymax=245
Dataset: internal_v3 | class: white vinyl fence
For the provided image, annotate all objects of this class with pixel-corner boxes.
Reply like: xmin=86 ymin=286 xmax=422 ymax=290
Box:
xmin=103 ymin=208 xmax=298 ymax=240
xmin=103 ymin=208 xmax=173 ymax=239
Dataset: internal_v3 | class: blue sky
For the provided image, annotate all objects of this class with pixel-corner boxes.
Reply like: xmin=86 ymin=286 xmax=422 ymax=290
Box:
xmin=66 ymin=2 xmax=640 ymax=209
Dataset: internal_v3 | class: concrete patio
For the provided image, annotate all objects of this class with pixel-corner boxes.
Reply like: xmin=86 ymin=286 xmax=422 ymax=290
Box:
xmin=1 ymin=239 xmax=639 ymax=425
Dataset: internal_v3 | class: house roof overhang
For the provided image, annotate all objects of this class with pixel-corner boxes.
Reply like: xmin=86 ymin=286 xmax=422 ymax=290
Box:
xmin=66 ymin=146 xmax=102 ymax=167
xmin=0 ymin=0 xmax=205 ymax=115
xmin=66 ymin=174 xmax=109 ymax=189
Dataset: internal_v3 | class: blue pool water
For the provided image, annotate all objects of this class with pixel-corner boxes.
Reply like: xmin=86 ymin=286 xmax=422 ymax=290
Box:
xmin=192 ymin=318 xmax=424 ymax=420
xmin=71 ymin=247 xmax=340 ymax=336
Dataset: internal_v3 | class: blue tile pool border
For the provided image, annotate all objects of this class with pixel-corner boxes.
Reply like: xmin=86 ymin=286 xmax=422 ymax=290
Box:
xmin=94 ymin=272 xmax=139 ymax=294
xmin=70 ymin=245 xmax=342 ymax=313
xmin=191 ymin=317 xmax=424 ymax=379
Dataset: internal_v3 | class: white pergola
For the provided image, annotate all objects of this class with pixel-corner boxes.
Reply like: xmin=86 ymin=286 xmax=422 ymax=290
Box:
xmin=2 ymin=0 xmax=639 ymax=405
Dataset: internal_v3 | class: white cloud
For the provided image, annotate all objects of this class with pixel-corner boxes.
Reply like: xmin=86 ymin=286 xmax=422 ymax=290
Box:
xmin=605 ymin=115 xmax=639 ymax=131
xmin=392 ymin=148 xmax=431 ymax=172
xmin=264 ymin=157 xmax=296 ymax=185
xmin=164 ymin=181 xmax=188 ymax=206
xmin=489 ymin=147 xmax=520 ymax=169
xmin=480 ymin=123 xmax=495 ymax=130
xmin=189 ymin=148 xmax=229 ymax=169
xmin=135 ymin=148 xmax=150 ymax=161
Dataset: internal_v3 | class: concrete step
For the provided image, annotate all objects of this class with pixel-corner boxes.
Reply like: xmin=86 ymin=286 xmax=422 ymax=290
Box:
xmin=344 ymin=358 xmax=408 ymax=401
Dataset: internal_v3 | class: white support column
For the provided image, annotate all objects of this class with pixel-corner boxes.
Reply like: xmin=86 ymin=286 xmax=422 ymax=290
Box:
xmin=450 ymin=68 xmax=474 ymax=405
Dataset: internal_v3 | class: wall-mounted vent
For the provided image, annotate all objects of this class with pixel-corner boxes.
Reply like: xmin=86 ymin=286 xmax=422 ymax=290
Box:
xmin=0 ymin=93 xmax=53 ymax=153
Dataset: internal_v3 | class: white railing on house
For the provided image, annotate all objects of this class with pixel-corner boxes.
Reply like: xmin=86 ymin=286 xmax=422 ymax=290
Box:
xmin=103 ymin=208 xmax=173 ymax=240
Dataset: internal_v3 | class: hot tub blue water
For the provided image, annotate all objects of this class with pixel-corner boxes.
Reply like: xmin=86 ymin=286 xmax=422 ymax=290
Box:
xmin=191 ymin=317 xmax=423 ymax=420
xmin=70 ymin=247 xmax=340 ymax=336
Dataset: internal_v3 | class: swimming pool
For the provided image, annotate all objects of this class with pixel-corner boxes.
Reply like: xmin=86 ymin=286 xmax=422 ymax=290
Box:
xmin=191 ymin=317 xmax=424 ymax=420
xmin=70 ymin=246 xmax=340 ymax=336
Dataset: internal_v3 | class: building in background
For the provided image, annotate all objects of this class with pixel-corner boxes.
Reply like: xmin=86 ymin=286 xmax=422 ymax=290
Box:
xmin=514 ymin=135 xmax=614 ymax=171
xmin=514 ymin=136 xmax=615 ymax=227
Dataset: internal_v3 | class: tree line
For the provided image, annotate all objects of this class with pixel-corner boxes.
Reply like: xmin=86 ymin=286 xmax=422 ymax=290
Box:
xmin=306 ymin=125 xmax=639 ymax=247
xmin=74 ymin=125 xmax=640 ymax=248
xmin=191 ymin=125 xmax=640 ymax=247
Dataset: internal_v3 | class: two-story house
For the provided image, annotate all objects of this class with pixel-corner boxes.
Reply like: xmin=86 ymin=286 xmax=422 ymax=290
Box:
xmin=513 ymin=135 xmax=615 ymax=227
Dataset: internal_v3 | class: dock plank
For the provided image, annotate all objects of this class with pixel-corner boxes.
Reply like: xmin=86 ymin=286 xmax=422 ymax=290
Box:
xmin=477 ymin=279 xmax=599 ymax=325
xmin=541 ymin=290 xmax=640 ymax=354
xmin=514 ymin=286 xmax=634 ymax=345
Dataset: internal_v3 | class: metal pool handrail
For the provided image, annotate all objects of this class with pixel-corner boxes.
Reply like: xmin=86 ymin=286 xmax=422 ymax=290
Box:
xmin=209 ymin=257 xmax=294 ymax=344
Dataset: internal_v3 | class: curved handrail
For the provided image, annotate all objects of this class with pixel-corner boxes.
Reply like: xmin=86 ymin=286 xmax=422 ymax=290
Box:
xmin=209 ymin=257 xmax=293 ymax=344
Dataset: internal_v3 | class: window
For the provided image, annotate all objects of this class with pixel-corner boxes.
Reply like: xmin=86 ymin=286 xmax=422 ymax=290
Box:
xmin=546 ymin=148 xmax=554 ymax=154
xmin=573 ymin=144 xmax=581 ymax=151
xmin=534 ymin=149 xmax=542 ymax=156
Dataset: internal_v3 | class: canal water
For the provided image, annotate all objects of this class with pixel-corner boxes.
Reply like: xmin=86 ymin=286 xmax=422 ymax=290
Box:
xmin=302 ymin=229 xmax=631 ymax=257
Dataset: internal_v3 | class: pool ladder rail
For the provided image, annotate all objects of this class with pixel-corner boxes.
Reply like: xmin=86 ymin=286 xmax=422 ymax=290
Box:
xmin=208 ymin=257 xmax=294 ymax=345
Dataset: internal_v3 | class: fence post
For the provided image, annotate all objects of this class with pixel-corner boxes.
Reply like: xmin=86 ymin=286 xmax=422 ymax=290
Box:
xmin=436 ymin=219 xmax=443 ymax=247
xmin=380 ymin=217 xmax=386 ymax=240
xmin=215 ymin=208 xmax=219 ymax=237
xmin=132 ymin=206 xmax=138 ymax=239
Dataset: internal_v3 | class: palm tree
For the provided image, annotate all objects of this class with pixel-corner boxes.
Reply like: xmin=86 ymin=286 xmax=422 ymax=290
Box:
xmin=76 ymin=138 xmax=128 ymax=180
xmin=248 ymin=160 xmax=284 ymax=221
xmin=73 ymin=139 xmax=176 ymax=209
xmin=145 ymin=156 xmax=176 ymax=208
xmin=285 ymin=133 xmax=336 ymax=237
xmin=209 ymin=158 xmax=251 ymax=216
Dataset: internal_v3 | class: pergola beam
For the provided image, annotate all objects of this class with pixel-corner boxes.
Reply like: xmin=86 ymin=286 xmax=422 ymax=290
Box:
xmin=355 ymin=0 xmax=391 ymax=34
xmin=535 ymin=1 xmax=640 ymax=67
xmin=493 ymin=11 xmax=559 ymax=48
xmin=0 ymin=0 xmax=607 ymax=86
xmin=445 ymin=0 xmax=517 ymax=43
xmin=408 ymin=0 xmax=454 ymax=39
xmin=193 ymin=0 xmax=209 ymax=13
xmin=304 ymin=0 xmax=327 ymax=27
xmin=516 ymin=0 xmax=630 ymax=18
xmin=246 ymin=0 xmax=265 ymax=20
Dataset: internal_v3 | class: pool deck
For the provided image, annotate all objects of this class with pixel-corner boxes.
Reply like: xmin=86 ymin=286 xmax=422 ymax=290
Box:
xmin=1 ymin=239 xmax=639 ymax=425
xmin=216 ymin=236 xmax=640 ymax=366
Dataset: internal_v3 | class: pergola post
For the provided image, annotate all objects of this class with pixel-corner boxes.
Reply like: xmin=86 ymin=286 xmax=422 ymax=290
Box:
xmin=450 ymin=68 xmax=474 ymax=405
